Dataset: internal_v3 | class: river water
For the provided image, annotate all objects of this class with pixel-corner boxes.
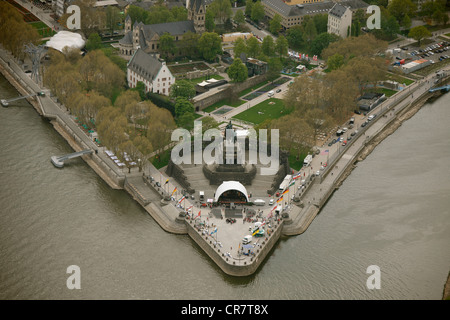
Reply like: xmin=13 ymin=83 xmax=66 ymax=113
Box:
xmin=0 ymin=74 xmax=449 ymax=300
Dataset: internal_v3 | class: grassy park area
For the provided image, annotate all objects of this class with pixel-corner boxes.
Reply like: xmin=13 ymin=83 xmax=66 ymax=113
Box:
xmin=232 ymin=98 xmax=289 ymax=125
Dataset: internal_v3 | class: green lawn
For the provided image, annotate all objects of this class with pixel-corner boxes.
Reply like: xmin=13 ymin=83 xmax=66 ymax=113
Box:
xmin=378 ymin=88 xmax=398 ymax=97
xmin=150 ymin=150 xmax=171 ymax=169
xmin=232 ymin=98 xmax=289 ymax=125
xmin=386 ymin=73 xmax=415 ymax=86
xmin=203 ymin=98 xmax=245 ymax=113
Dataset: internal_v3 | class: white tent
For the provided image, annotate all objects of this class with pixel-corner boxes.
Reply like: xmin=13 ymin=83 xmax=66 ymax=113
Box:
xmin=46 ymin=31 xmax=85 ymax=52
xmin=198 ymin=81 xmax=210 ymax=87
xmin=206 ymin=78 xmax=219 ymax=83
xmin=214 ymin=181 xmax=249 ymax=203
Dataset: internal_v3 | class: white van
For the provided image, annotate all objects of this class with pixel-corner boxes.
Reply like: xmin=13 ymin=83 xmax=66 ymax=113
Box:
xmin=199 ymin=191 xmax=204 ymax=201
xmin=268 ymin=90 xmax=274 ymax=97
xmin=242 ymin=235 xmax=252 ymax=245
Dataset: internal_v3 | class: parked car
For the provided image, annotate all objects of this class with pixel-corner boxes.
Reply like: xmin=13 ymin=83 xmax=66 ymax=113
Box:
xmin=276 ymin=88 xmax=282 ymax=93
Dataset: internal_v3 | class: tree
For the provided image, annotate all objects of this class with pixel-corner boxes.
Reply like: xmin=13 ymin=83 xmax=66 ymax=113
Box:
xmin=327 ymin=53 xmax=345 ymax=71
xmin=234 ymin=10 xmax=245 ymax=27
xmin=205 ymin=10 xmax=216 ymax=32
xmin=170 ymin=80 xmax=196 ymax=100
xmin=275 ymin=35 xmax=288 ymax=58
xmin=198 ymin=32 xmax=222 ymax=61
xmin=227 ymin=58 xmax=248 ymax=82
xmin=209 ymin=0 xmax=232 ymax=25
xmin=180 ymin=32 xmax=200 ymax=59
xmin=261 ymin=35 xmax=275 ymax=57
xmin=246 ymin=36 xmax=261 ymax=58
xmin=387 ymin=0 xmax=416 ymax=22
xmin=401 ymin=14 xmax=411 ymax=29
xmin=86 ymin=33 xmax=102 ymax=51
xmin=408 ymin=26 xmax=431 ymax=47
xmin=267 ymin=57 xmax=282 ymax=81
xmin=313 ymin=13 xmax=329 ymax=34
xmin=269 ymin=14 xmax=282 ymax=35
xmin=174 ymin=97 xmax=195 ymax=119
xmin=233 ymin=37 xmax=248 ymax=59
xmin=245 ymin=0 xmax=253 ymax=17
xmin=305 ymin=108 xmax=335 ymax=145
xmin=159 ymin=33 xmax=176 ymax=59
xmin=114 ymin=90 xmax=141 ymax=111
xmin=286 ymin=26 xmax=305 ymax=50
xmin=73 ymin=0 xmax=106 ymax=38
xmin=303 ymin=18 xmax=318 ymax=44
xmin=310 ymin=32 xmax=340 ymax=56
xmin=105 ymin=6 xmax=121 ymax=35
xmin=251 ymin=1 xmax=265 ymax=23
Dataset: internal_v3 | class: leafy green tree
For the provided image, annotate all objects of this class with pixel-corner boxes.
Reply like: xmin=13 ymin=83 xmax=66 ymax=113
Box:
xmin=209 ymin=0 xmax=232 ymax=25
xmin=401 ymin=14 xmax=411 ymax=29
xmin=233 ymin=37 xmax=248 ymax=59
xmin=261 ymin=35 xmax=275 ymax=57
xmin=246 ymin=36 xmax=261 ymax=58
xmin=286 ymin=25 xmax=305 ymax=50
xmin=408 ymin=25 xmax=431 ymax=46
xmin=170 ymin=80 xmax=196 ymax=100
xmin=159 ymin=33 xmax=176 ymax=59
xmin=387 ymin=0 xmax=416 ymax=22
xmin=86 ymin=33 xmax=102 ymax=51
xmin=275 ymin=35 xmax=289 ymax=58
xmin=205 ymin=10 xmax=216 ymax=32
xmin=227 ymin=58 xmax=248 ymax=82
xmin=313 ymin=13 xmax=329 ymax=34
xmin=269 ymin=14 xmax=282 ymax=35
xmin=245 ymin=0 xmax=253 ymax=17
xmin=198 ymin=32 xmax=222 ymax=61
xmin=267 ymin=57 xmax=282 ymax=81
xmin=303 ymin=18 xmax=317 ymax=44
xmin=105 ymin=6 xmax=121 ymax=35
xmin=234 ymin=10 xmax=245 ymax=27
xmin=251 ymin=1 xmax=265 ymax=23
xmin=310 ymin=32 xmax=340 ymax=56
xmin=174 ymin=97 xmax=195 ymax=118
xmin=327 ymin=53 xmax=345 ymax=71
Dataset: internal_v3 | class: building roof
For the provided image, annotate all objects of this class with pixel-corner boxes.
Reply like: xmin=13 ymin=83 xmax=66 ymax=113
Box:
xmin=214 ymin=181 xmax=249 ymax=203
xmin=329 ymin=3 xmax=350 ymax=18
xmin=142 ymin=20 xmax=196 ymax=38
xmin=262 ymin=0 xmax=368 ymax=18
xmin=128 ymin=48 xmax=165 ymax=81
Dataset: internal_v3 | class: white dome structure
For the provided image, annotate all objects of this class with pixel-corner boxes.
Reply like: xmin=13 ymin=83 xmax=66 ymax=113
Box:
xmin=46 ymin=31 xmax=85 ymax=52
xmin=214 ymin=181 xmax=249 ymax=203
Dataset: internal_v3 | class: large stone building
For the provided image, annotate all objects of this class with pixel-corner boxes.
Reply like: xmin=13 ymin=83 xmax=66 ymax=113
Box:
xmin=261 ymin=0 xmax=368 ymax=30
xmin=127 ymin=48 xmax=175 ymax=96
xmin=327 ymin=3 xmax=352 ymax=38
xmin=119 ymin=0 xmax=207 ymax=57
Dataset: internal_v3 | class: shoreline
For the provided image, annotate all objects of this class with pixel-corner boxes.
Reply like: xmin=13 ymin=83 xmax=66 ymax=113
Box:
xmin=1 ymin=48 xmax=448 ymax=277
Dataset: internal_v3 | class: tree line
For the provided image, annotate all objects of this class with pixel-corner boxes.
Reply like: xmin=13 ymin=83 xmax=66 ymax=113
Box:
xmin=0 ymin=2 xmax=40 ymax=61
xmin=44 ymin=49 xmax=179 ymax=172
xmin=256 ymin=34 xmax=389 ymax=160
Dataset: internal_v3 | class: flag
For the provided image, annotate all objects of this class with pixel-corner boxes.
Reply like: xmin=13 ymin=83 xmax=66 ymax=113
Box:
xmin=177 ymin=196 xmax=186 ymax=205
xmin=277 ymin=196 xmax=283 ymax=203
xmin=165 ymin=178 xmax=169 ymax=185
xmin=289 ymin=181 xmax=295 ymax=187
xmin=282 ymin=189 xmax=289 ymax=195
xmin=210 ymin=228 xmax=218 ymax=236
xmin=195 ymin=211 xmax=201 ymax=219
xmin=171 ymin=187 xmax=177 ymax=196
xmin=293 ymin=172 xmax=302 ymax=180
xmin=320 ymin=149 xmax=329 ymax=155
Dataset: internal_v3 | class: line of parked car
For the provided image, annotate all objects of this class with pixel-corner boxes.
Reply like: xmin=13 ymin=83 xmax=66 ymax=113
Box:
xmin=409 ymin=41 xmax=450 ymax=61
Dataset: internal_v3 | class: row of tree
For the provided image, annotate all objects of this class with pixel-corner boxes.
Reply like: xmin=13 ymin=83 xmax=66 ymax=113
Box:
xmin=256 ymin=34 xmax=390 ymax=158
xmin=0 ymin=2 xmax=40 ymax=61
